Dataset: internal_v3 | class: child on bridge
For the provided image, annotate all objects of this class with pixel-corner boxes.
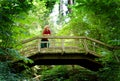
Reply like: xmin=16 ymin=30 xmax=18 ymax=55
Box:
xmin=41 ymin=25 xmax=51 ymax=48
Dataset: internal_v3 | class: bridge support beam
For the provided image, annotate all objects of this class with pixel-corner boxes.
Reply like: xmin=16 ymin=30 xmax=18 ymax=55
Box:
xmin=11 ymin=53 xmax=103 ymax=73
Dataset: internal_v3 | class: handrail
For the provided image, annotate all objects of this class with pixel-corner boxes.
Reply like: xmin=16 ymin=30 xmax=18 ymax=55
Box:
xmin=21 ymin=36 xmax=86 ymax=44
xmin=21 ymin=36 xmax=113 ymax=49
xmin=85 ymin=37 xmax=113 ymax=49
xmin=19 ymin=36 xmax=117 ymax=57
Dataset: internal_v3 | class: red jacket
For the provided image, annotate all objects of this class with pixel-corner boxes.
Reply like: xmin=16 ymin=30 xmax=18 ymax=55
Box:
xmin=42 ymin=29 xmax=51 ymax=41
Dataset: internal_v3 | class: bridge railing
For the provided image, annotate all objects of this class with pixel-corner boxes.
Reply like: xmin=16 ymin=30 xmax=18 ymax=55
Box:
xmin=20 ymin=36 xmax=113 ymax=57
xmin=38 ymin=38 xmax=84 ymax=53
xmin=85 ymin=37 xmax=114 ymax=57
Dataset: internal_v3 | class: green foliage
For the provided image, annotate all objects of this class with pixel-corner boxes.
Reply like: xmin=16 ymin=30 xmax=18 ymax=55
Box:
xmin=0 ymin=48 xmax=34 ymax=64
xmin=108 ymin=40 xmax=120 ymax=46
xmin=40 ymin=65 xmax=68 ymax=81
xmin=59 ymin=0 xmax=120 ymax=43
xmin=0 ymin=0 xmax=33 ymax=49
xmin=40 ymin=65 xmax=97 ymax=81
xmin=40 ymin=64 xmax=120 ymax=81
xmin=0 ymin=0 xmax=32 ymax=15
xmin=40 ymin=0 xmax=58 ymax=13
xmin=0 ymin=48 xmax=34 ymax=80
xmin=0 ymin=0 xmax=50 ymax=52
xmin=96 ymin=48 xmax=120 ymax=81
xmin=57 ymin=16 xmax=89 ymax=36
xmin=0 ymin=62 xmax=29 ymax=81
xmin=97 ymin=62 xmax=120 ymax=81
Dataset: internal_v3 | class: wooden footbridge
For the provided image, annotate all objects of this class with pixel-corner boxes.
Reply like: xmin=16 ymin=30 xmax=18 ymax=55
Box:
xmin=13 ymin=36 xmax=115 ymax=72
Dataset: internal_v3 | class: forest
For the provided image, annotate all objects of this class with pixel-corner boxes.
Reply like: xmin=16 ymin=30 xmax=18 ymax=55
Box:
xmin=0 ymin=0 xmax=120 ymax=81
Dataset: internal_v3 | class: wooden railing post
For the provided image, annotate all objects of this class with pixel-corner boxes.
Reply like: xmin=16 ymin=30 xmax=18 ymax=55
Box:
xmin=61 ymin=39 xmax=65 ymax=53
xmin=47 ymin=41 xmax=49 ymax=48
xmin=92 ymin=42 xmax=96 ymax=52
xmin=83 ymin=38 xmax=89 ymax=54
xmin=38 ymin=39 xmax=41 ymax=52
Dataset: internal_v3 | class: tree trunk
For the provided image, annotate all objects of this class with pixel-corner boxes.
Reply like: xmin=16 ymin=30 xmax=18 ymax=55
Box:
xmin=67 ymin=0 xmax=74 ymax=13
